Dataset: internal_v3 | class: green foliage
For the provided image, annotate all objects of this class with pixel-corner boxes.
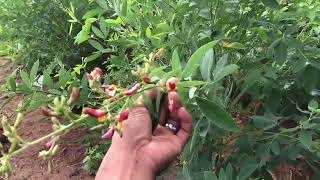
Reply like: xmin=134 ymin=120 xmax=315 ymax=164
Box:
xmin=2 ymin=0 xmax=320 ymax=178
xmin=0 ymin=0 xmax=89 ymax=68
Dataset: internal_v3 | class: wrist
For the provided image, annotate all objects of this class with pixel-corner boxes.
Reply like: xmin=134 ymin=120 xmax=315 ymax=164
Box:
xmin=96 ymin=144 xmax=156 ymax=180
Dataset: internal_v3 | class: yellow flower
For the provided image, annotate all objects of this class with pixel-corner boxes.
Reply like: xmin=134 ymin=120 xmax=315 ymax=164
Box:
xmin=98 ymin=115 xmax=106 ymax=123
xmin=117 ymin=121 xmax=123 ymax=129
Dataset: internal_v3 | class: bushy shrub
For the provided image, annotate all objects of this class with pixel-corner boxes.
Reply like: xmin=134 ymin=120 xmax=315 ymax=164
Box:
xmin=0 ymin=0 xmax=90 ymax=68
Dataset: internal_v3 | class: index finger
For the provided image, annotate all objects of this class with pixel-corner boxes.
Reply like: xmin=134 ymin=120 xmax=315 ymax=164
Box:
xmin=176 ymin=107 xmax=192 ymax=146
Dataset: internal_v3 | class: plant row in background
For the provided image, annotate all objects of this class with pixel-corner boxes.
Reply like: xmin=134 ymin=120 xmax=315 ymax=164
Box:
xmin=0 ymin=0 xmax=320 ymax=179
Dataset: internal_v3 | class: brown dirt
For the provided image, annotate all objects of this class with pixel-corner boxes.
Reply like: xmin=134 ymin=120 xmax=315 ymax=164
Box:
xmin=0 ymin=59 xmax=94 ymax=180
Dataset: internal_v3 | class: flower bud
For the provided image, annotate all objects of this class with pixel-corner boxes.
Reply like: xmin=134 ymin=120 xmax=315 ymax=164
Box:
xmin=131 ymin=70 xmax=139 ymax=77
xmin=124 ymin=83 xmax=141 ymax=96
xmin=166 ymin=77 xmax=179 ymax=91
xmin=141 ymin=76 xmax=151 ymax=84
xmin=101 ymin=128 xmax=114 ymax=139
xmin=44 ymin=140 xmax=54 ymax=150
xmin=67 ymin=87 xmax=80 ymax=106
xmin=83 ymin=108 xmax=106 ymax=117
xmin=154 ymin=48 xmax=164 ymax=58
xmin=118 ymin=111 xmax=129 ymax=122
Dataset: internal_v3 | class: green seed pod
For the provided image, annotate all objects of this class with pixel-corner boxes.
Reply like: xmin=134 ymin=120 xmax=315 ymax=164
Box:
xmin=53 ymin=97 xmax=60 ymax=106
xmin=51 ymin=145 xmax=59 ymax=156
xmin=13 ymin=112 xmax=24 ymax=128
xmin=0 ymin=156 xmax=12 ymax=178
xmin=39 ymin=150 xmax=50 ymax=159
xmin=60 ymin=96 xmax=66 ymax=106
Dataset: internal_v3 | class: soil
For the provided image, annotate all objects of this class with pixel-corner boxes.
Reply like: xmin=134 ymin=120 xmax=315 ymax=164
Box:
xmin=0 ymin=59 xmax=94 ymax=180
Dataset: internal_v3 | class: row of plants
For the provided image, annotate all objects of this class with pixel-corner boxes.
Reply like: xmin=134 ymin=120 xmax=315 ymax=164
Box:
xmin=0 ymin=0 xmax=320 ymax=179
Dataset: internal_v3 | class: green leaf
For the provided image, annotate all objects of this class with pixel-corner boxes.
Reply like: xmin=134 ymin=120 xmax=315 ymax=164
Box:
xmin=223 ymin=42 xmax=246 ymax=49
xmin=105 ymin=17 xmax=123 ymax=26
xmin=43 ymin=69 xmax=53 ymax=88
xmin=226 ymin=163 xmax=233 ymax=180
xmin=7 ymin=75 xmax=16 ymax=91
xmin=96 ymin=0 xmax=109 ymax=9
xmin=99 ymin=17 xmax=108 ymax=36
xmin=214 ymin=54 xmax=228 ymax=77
xmin=204 ymin=171 xmax=218 ymax=180
xmin=146 ymin=27 xmax=153 ymax=39
xmin=299 ymin=131 xmax=313 ymax=149
xmin=196 ymin=97 xmax=240 ymax=132
xmin=182 ymin=40 xmax=219 ymax=78
xmin=200 ymin=48 xmax=214 ymax=81
xmin=213 ymin=64 xmax=239 ymax=83
xmin=121 ymin=0 xmax=127 ymax=17
xmin=80 ymin=74 xmax=89 ymax=105
xmin=48 ymin=89 xmax=62 ymax=95
xmin=178 ymin=81 xmax=208 ymax=88
xmin=88 ymin=40 xmax=105 ymax=51
xmin=267 ymin=38 xmax=287 ymax=65
xmin=238 ymin=157 xmax=258 ymax=180
xmin=171 ymin=49 xmax=182 ymax=73
xmin=148 ymin=66 xmax=167 ymax=79
xmin=82 ymin=8 xmax=102 ymax=19
xmin=261 ymin=0 xmax=281 ymax=9
xmin=75 ymin=30 xmax=90 ymax=44
xmin=30 ymin=60 xmax=39 ymax=83
xmin=190 ymin=118 xmax=202 ymax=152
xmin=308 ymin=100 xmax=318 ymax=111
xmin=92 ymin=26 xmax=105 ymax=39
xmin=27 ymin=92 xmax=46 ymax=111
xmin=84 ymin=52 xmax=103 ymax=63
xmin=20 ymin=70 xmax=30 ymax=86
xmin=252 ymin=111 xmax=281 ymax=130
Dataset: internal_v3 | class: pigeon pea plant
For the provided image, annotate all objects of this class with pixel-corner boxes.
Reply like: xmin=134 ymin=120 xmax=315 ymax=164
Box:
xmin=1 ymin=0 xmax=320 ymax=179
xmin=0 ymin=42 xmax=236 ymax=178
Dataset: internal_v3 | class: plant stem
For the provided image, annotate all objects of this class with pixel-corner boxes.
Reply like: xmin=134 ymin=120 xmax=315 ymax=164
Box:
xmin=9 ymin=114 xmax=89 ymax=158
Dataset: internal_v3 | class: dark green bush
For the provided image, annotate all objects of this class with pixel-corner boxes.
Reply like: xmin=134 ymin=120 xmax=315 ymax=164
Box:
xmin=0 ymin=0 xmax=91 ymax=68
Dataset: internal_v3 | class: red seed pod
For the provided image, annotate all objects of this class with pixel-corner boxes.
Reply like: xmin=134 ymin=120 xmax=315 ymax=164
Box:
xmin=83 ymin=108 xmax=106 ymax=117
xmin=101 ymin=128 xmax=114 ymax=139
xmin=44 ymin=139 xmax=54 ymax=150
xmin=124 ymin=83 xmax=141 ymax=96
xmin=141 ymin=76 xmax=151 ymax=84
xmin=41 ymin=107 xmax=52 ymax=117
xmin=166 ymin=77 xmax=179 ymax=91
xmin=94 ymin=67 xmax=103 ymax=76
xmin=118 ymin=111 xmax=129 ymax=122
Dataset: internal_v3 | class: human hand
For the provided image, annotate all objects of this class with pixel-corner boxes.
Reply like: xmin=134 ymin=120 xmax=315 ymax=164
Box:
xmin=95 ymin=91 xmax=192 ymax=180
